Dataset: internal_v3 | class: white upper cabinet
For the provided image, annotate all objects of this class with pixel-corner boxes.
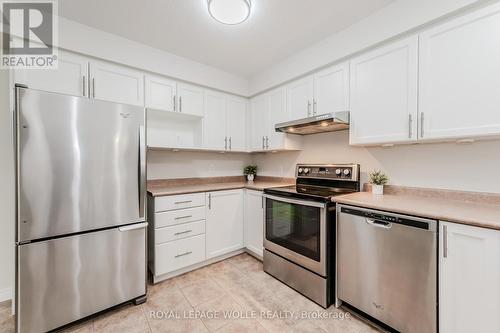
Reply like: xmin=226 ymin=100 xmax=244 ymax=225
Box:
xmin=250 ymin=94 xmax=268 ymax=151
xmin=439 ymin=222 xmax=500 ymax=333
xmin=419 ymin=3 xmax=500 ymax=141
xmin=286 ymin=76 xmax=314 ymax=120
xmin=313 ymin=62 xmax=350 ymax=115
xmin=203 ymin=90 xmax=227 ymax=150
xmin=349 ymin=36 xmax=418 ymax=145
xmin=145 ymin=75 xmax=177 ymax=112
xmin=267 ymin=87 xmax=288 ymax=150
xmin=177 ymin=83 xmax=205 ymax=117
xmin=226 ymin=96 xmax=247 ymax=151
xmin=206 ymin=190 xmax=244 ymax=259
xmin=14 ymin=50 xmax=88 ymax=97
xmin=89 ymin=60 xmax=144 ymax=106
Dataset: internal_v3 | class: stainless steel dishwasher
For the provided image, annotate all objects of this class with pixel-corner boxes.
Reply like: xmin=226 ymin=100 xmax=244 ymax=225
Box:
xmin=336 ymin=205 xmax=437 ymax=333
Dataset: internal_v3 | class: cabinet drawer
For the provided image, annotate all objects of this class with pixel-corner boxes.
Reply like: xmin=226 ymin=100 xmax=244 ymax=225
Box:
xmin=155 ymin=220 xmax=205 ymax=244
xmin=154 ymin=206 xmax=206 ymax=228
xmin=155 ymin=193 xmax=205 ymax=212
xmin=155 ymin=234 xmax=205 ymax=275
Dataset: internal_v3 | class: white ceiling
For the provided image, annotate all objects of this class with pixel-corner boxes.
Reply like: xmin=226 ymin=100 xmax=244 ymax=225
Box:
xmin=59 ymin=0 xmax=394 ymax=77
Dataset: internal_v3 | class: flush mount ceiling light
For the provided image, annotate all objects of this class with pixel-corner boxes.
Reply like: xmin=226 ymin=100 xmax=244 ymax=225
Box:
xmin=208 ymin=0 xmax=251 ymax=25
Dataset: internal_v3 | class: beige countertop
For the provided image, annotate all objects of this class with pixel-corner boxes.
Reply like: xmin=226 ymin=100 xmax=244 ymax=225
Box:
xmin=333 ymin=191 xmax=500 ymax=231
xmin=147 ymin=176 xmax=294 ymax=197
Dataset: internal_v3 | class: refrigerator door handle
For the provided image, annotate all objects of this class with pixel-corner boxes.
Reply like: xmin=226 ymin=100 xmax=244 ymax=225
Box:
xmin=139 ymin=125 xmax=146 ymax=218
xmin=119 ymin=222 xmax=148 ymax=232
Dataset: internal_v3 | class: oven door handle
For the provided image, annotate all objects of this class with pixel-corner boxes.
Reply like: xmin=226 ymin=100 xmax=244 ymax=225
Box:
xmin=263 ymin=194 xmax=327 ymax=208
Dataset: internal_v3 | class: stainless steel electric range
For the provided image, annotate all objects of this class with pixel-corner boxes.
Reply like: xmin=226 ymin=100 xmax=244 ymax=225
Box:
xmin=263 ymin=164 xmax=360 ymax=308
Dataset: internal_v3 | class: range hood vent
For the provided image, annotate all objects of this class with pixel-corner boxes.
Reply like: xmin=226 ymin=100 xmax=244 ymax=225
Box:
xmin=275 ymin=111 xmax=349 ymax=135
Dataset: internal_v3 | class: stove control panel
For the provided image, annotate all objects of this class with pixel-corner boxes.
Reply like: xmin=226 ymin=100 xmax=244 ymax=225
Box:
xmin=296 ymin=164 xmax=359 ymax=181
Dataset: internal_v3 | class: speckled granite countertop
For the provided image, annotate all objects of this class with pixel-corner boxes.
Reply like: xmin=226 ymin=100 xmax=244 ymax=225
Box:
xmin=333 ymin=185 xmax=500 ymax=231
xmin=147 ymin=176 xmax=295 ymax=197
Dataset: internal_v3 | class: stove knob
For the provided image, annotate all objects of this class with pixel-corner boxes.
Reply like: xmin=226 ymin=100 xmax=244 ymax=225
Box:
xmin=304 ymin=168 xmax=310 ymax=174
xmin=343 ymin=169 xmax=351 ymax=176
xmin=298 ymin=168 xmax=303 ymax=174
xmin=335 ymin=169 xmax=342 ymax=175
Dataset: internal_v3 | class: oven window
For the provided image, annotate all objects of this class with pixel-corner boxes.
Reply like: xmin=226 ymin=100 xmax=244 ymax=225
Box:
xmin=265 ymin=198 xmax=321 ymax=261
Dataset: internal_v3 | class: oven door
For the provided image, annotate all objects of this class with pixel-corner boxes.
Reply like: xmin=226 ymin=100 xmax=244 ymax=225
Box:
xmin=263 ymin=194 xmax=326 ymax=276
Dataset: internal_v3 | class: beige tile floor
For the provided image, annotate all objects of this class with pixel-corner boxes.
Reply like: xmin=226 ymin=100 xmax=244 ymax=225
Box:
xmin=0 ymin=253 xmax=381 ymax=333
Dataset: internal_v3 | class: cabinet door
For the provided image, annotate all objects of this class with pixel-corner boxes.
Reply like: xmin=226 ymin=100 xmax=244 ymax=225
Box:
xmin=145 ymin=74 xmax=177 ymax=112
xmin=419 ymin=4 xmax=500 ymax=140
xmin=314 ymin=62 xmax=349 ymax=115
xmin=439 ymin=222 xmax=500 ymax=333
xmin=349 ymin=36 xmax=418 ymax=145
xmin=244 ymin=190 xmax=264 ymax=257
xmin=89 ymin=60 xmax=144 ymax=106
xmin=226 ymin=95 xmax=247 ymax=151
xmin=177 ymin=83 xmax=204 ymax=117
xmin=206 ymin=190 xmax=244 ymax=258
xmin=267 ymin=87 xmax=288 ymax=150
xmin=250 ymin=94 xmax=268 ymax=151
xmin=14 ymin=50 xmax=88 ymax=97
xmin=203 ymin=90 xmax=227 ymax=150
xmin=286 ymin=76 xmax=314 ymax=120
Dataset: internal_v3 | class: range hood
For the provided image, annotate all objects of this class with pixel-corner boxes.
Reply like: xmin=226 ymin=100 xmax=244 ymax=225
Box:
xmin=275 ymin=111 xmax=350 ymax=135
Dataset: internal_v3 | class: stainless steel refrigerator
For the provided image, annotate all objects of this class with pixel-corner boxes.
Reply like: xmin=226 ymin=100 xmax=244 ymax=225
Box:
xmin=14 ymin=87 xmax=147 ymax=333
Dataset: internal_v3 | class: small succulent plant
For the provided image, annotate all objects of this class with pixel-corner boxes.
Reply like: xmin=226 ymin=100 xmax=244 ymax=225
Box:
xmin=369 ymin=170 xmax=389 ymax=185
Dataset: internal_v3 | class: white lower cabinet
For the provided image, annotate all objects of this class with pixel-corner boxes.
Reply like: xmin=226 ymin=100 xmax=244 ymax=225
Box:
xmin=244 ymin=190 xmax=264 ymax=257
xmin=155 ymin=234 xmax=206 ymax=276
xmin=206 ymin=190 xmax=244 ymax=259
xmin=439 ymin=222 xmax=500 ymax=333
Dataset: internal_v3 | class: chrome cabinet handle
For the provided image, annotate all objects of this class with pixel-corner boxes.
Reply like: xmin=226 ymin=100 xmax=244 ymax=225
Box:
xmin=261 ymin=195 xmax=264 ymax=209
xmin=82 ymin=76 xmax=86 ymax=97
xmin=174 ymin=230 xmax=193 ymax=236
xmin=443 ymin=224 xmax=448 ymax=258
xmin=265 ymin=136 xmax=269 ymax=149
xmin=224 ymin=136 xmax=228 ymax=150
xmin=174 ymin=215 xmax=192 ymax=220
xmin=420 ymin=112 xmax=424 ymax=138
xmin=174 ymin=200 xmax=192 ymax=205
xmin=262 ymin=136 xmax=265 ymax=150
xmin=173 ymin=95 xmax=177 ymax=111
xmin=307 ymin=100 xmax=311 ymax=116
xmin=208 ymin=193 xmax=212 ymax=209
xmin=313 ymin=99 xmax=317 ymax=115
xmin=408 ymin=114 xmax=413 ymax=139
xmin=179 ymin=96 xmax=183 ymax=112
xmin=92 ymin=78 xmax=95 ymax=98
xmin=229 ymin=137 xmax=232 ymax=150
xmin=175 ymin=251 xmax=192 ymax=258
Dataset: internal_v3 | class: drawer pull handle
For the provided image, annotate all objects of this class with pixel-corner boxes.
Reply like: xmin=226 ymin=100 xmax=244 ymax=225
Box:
xmin=175 ymin=215 xmax=192 ymax=220
xmin=175 ymin=251 xmax=192 ymax=258
xmin=175 ymin=200 xmax=192 ymax=204
xmin=174 ymin=230 xmax=193 ymax=236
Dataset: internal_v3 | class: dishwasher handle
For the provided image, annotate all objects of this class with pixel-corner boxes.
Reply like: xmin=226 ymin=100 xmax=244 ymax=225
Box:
xmin=365 ymin=218 xmax=392 ymax=229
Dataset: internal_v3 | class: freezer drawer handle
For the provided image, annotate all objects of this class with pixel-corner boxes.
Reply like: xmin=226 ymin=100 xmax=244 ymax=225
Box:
xmin=175 ymin=251 xmax=192 ymax=258
xmin=119 ymin=222 xmax=148 ymax=232
xmin=174 ymin=230 xmax=193 ymax=236
xmin=175 ymin=200 xmax=192 ymax=204
xmin=365 ymin=218 xmax=392 ymax=229
xmin=175 ymin=215 xmax=193 ymax=220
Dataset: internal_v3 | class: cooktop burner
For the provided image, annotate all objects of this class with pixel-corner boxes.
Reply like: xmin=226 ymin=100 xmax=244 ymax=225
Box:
xmin=264 ymin=164 xmax=360 ymax=202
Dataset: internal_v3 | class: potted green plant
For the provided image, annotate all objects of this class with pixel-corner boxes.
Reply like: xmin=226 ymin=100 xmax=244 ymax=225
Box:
xmin=369 ymin=170 xmax=389 ymax=195
xmin=243 ymin=165 xmax=257 ymax=182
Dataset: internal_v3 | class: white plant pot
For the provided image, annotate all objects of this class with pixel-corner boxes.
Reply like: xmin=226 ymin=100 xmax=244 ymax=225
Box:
xmin=372 ymin=184 xmax=384 ymax=195
xmin=247 ymin=174 xmax=255 ymax=182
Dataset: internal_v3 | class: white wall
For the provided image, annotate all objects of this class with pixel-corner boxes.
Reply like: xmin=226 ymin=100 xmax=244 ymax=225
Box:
xmin=57 ymin=17 xmax=249 ymax=96
xmin=252 ymin=131 xmax=500 ymax=194
xmin=249 ymin=0 xmax=486 ymax=95
xmin=148 ymin=150 xmax=252 ymax=180
xmin=0 ymin=70 xmax=14 ymax=302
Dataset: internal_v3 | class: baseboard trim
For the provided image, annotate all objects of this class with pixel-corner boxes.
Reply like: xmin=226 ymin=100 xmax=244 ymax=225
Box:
xmin=0 ymin=287 xmax=12 ymax=303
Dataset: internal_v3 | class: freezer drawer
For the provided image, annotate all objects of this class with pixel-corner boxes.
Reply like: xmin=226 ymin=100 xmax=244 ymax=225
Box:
xmin=17 ymin=224 xmax=147 ymax=333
